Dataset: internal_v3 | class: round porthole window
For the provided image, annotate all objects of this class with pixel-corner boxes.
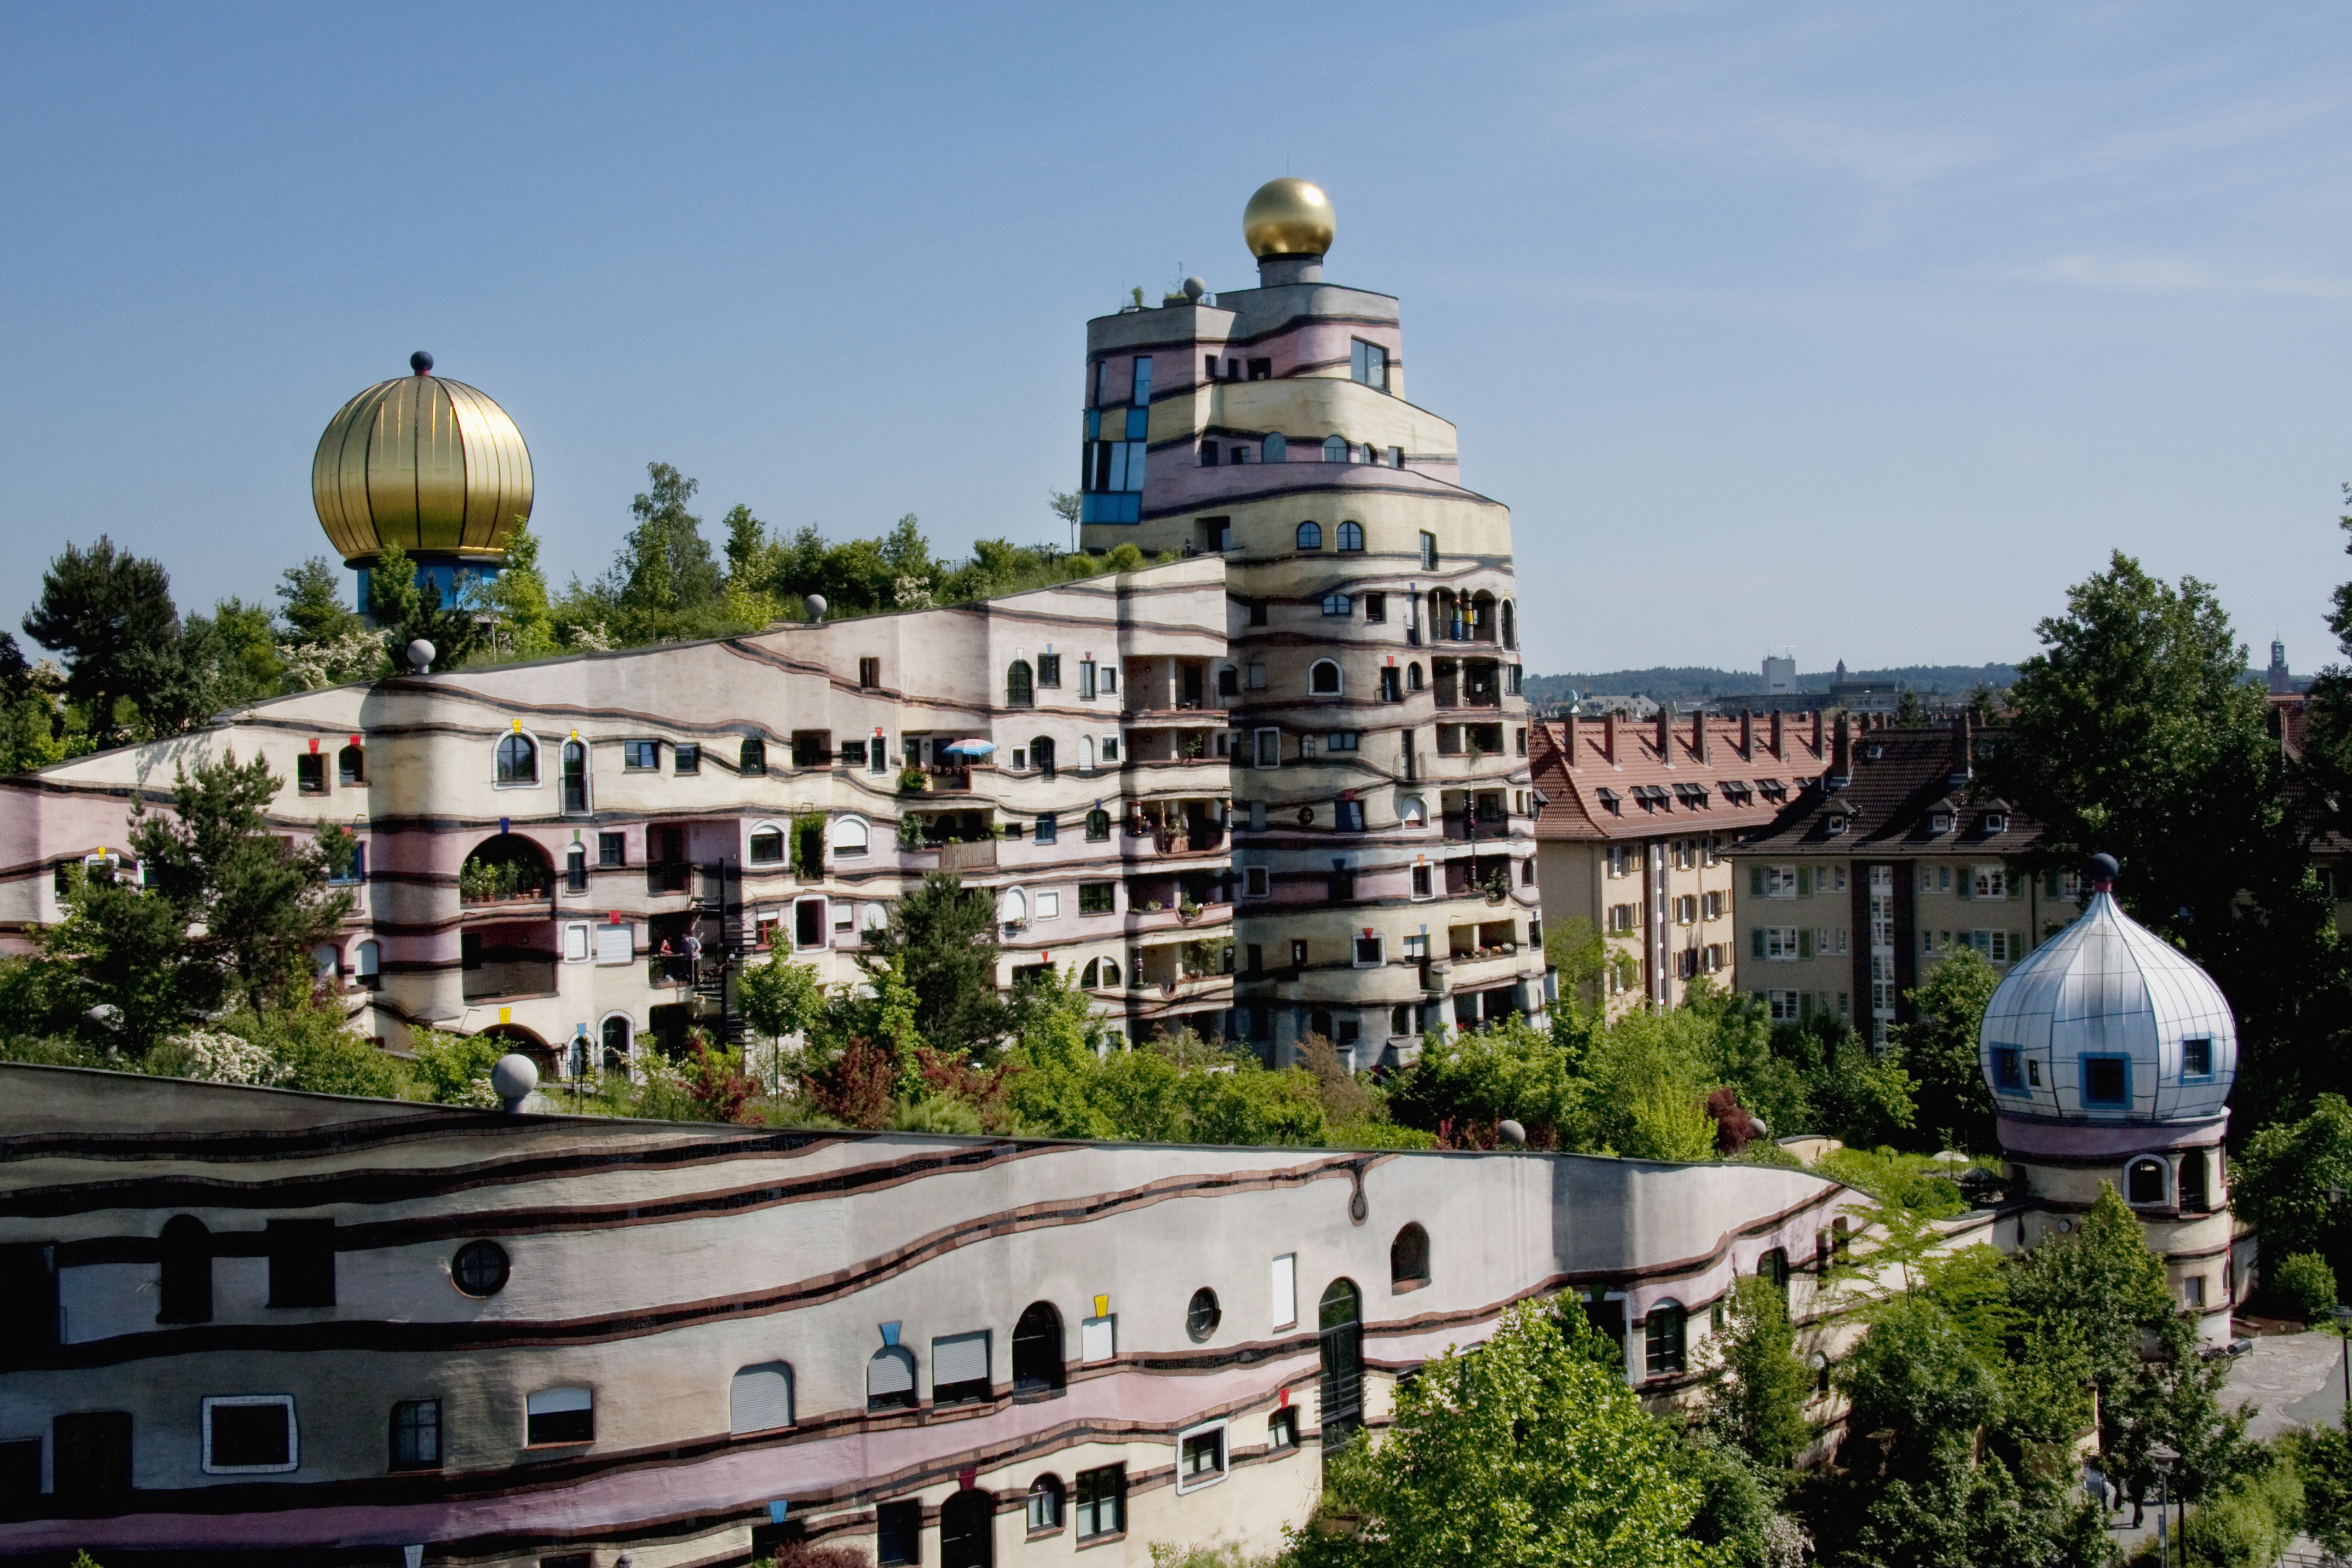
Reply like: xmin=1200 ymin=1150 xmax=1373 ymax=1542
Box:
xmin=451 ymin=1239 xmax=511 ymax=1298
xmin=1187 ymin=1286 xmax=1222 ymax=1342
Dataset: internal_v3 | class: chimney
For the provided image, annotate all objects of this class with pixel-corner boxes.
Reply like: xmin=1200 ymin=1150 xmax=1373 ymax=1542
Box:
xmin=1603 ymin=712 xmax=1618 ymax=765
xmin=1812 ymin=711 xmax=1825 ymax=753
xmin=1830 ymin=713 xmax=1853 ymax=786
xmin=1740 ymin=710 xmax=1754 ymax=761
xmin=1948 ymin=709 xmax=1974 ymax=788
xmin=1657 ymin=704 xmax=1673 ymax=765
xmin=1693 ymin=708 xmax=1709 ymax=765
xmin=1769 ymin=709 xmax=1785 ymax=759
xmin=1562 ymin=713 xmax=1580 ymax=771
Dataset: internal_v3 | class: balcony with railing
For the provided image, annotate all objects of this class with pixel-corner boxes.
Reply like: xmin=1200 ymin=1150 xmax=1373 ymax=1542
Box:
xmin=461 ymin=922 xmax=560 ymax=1002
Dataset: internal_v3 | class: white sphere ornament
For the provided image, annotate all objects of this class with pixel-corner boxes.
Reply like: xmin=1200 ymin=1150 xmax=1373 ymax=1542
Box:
xmin=406 ymin=638 xmax=435 ymax=673
xmin=491 ymin=1053 xmax=540 ymax=1112
xmin=1497 ymin=1119 xmax=1527 ymax=1147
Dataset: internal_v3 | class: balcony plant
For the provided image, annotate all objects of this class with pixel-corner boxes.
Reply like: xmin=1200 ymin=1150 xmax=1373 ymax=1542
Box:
xmin=898 ymin=766 xmax=929 ymax=795
xmin=1177 ymin=894 xmax=1203 ymax=923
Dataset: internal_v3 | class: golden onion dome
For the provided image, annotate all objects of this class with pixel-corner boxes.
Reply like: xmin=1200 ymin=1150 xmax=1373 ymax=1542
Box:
xmin=311 ymin=352 xmax=533 ymax=568
xmin=1243 ymin=177 xmax=1335 ymax=259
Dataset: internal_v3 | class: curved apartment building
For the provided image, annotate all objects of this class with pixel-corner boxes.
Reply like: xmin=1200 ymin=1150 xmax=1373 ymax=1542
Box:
xmin=1081 ymin=181 xmax=1547 ymax=1065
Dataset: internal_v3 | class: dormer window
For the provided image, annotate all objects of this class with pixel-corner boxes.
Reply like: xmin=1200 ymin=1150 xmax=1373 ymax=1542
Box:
xmin=1930 ymin=811 xmax=1953 ymax=834
xmin=1982 ymin=811 xmax=2008 ymax=834
xmin=1822 ymin=812 xmax=1849 ymax=836
xmin=1596 ymin=788 xmax=1622 ymax=816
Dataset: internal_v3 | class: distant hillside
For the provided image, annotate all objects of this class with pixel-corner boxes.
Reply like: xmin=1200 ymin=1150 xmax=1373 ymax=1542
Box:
xmin=1522 ymin=664 xmax=2024 ymax=707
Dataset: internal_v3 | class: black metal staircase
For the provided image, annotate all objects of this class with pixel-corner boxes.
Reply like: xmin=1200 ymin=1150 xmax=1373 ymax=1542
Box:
xmin=693 ymin=857 xmax=747 ymax=1047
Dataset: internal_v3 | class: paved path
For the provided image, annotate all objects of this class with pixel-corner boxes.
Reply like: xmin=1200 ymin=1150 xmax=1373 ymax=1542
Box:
xmin=2220 ymin=1328 xmax=2348 ymax=1441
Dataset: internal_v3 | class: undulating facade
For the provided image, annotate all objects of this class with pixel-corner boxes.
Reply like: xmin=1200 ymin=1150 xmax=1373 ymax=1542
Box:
xmin=0 ymin=1065 xmax=1853 ymax=1565
xmin=1076 ymin=179 xmax=1548 ymax=1063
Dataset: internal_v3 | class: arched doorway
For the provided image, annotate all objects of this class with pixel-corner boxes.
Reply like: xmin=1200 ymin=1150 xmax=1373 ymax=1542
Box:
xmin=561 ymin=741 xmax=588 ymax=813
xmin=1012 ymin=1302 xmax=1064 ymax=1399
xmin=940 ymin=1487 xmax=994 ymax=1568
xmin=477 ymin=1023 xmax=553 ymax=1078
xmin=1318 ymin=1278 xmax=1363 ymax=1458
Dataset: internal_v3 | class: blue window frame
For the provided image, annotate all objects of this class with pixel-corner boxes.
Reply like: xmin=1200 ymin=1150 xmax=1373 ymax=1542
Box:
xmin=2080 ymin=1053 xmax=2130 ymax=1108
xmin=1990 ymin=1046 xmax=2025 ymax=1093
xmin=1035 ymin=814 xmax=1058 ymax=845
xmin=2180 ymin=1037 xmax=2213 ymax=1080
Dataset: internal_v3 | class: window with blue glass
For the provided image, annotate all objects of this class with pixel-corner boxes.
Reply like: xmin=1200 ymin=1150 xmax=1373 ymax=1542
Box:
xmin=1035 ymin=814 xmax=1058 ymax=845
xmin=1990 ymin=1046 xmax=2024 ymax=1093
xmin=2080 ymin=1053 xmax=2130 ymax=1108
xmin=2180 ymin=1037 xmax=2213 ymax=1079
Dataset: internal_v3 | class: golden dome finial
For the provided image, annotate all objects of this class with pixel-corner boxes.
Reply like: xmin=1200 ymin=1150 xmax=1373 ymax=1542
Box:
xmin=1243 ymin=178 xmax=1334 ymax=259
xmin=311 ymin=355 xmax=533 ymax=570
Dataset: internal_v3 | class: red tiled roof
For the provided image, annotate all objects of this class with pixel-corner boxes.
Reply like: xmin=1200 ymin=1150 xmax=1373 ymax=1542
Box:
xmin=1528 ymin=710 xmax=1826 ymax=842
xmin=1731 ymin=718 xmax=2046 ymax=856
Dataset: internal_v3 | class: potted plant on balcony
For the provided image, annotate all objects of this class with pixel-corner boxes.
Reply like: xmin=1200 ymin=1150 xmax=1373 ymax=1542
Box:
xmin=1144 ymin=900 xmax=1165 ymax=913
xmin=1482 ymin=865 xmax=1511 ymax=904
xmin=898 ymin=766 xmax=929 ymax=795
xmin=897 ymin=814 xmax=924 ymax=851
xmin=1177 ymin=894 xmax=1203 ymax=923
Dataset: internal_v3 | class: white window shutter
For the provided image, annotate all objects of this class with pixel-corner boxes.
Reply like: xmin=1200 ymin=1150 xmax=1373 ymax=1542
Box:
xmin=1080 ymin=1315 xmax=1116 ymax=1363
xmin=1271 ymin=1253 xmax=1297 ymax=1330
xmin=932 ymin=1331 xmax=989 ymax=1388
xmin=730 ymin=1363 xmax=794 ymax=1433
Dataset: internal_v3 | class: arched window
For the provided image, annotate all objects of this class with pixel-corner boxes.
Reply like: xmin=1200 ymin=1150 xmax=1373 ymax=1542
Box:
xmin=1407 ymin=662 xmax=1424 ymax=691
xmin=1027 ymin=1475 xmax=1065 ymax=1533
xmin=459 ymin=834 xmax=550 ymax=904
xmin=1086 ymin=808 xmax=1111 ymax=841
xmin=1080 ymin=735 xmax=1096 ymax=770
xmin=560 ymin=741 xmax=587 ymax=813
xmin=1031 ymin=737 xmax=1056 ymax=779
xmin=1501 ymin=601 xmax=1518 ymax=650
xmin=158 ymin=1215 xmax=212 ymax=1324
xmin=1007 ymin=660 xmax=1035 ymax=707
xmin=1318 ymin=1279 xmax=1364 ymax=1450
xmin=730 ymin=1361 xmax=794 ymax=1434
xmin=1322 ymin=435 xmax=1348 ymax=463
xmin=1263 ymin=433 xmax=1287 ymax=463
xmin=495 ymin=732 xmax=538 ymax=785
xmin=1309 ymin=660 xmax=1343 ymax=696
xmin=941 ymin=1488 xmax=994 ymax=1568
xmin=2127 ymin=1157 xmax=2169 ymax=1205
xmin=1296 ymin=521 xmax=1323 ymax=551
xmin=313 ymin=941 xmax=340 ymax=980
xmin=740 ymin=737 xmax=767 ymax=776
xmin=565 ymin=844 xmax=587 ymax=893
xmin=1101 ymin=957 xmax=1121 ymax=987
xmin=1013 ymin=1301 xmax=1065 ymax=1397
xmin=832 ymin=817 xmax=870 ymax=858
xmin=1644 ymin=1300 xmax=1687 ymax=1376
xmin=1390 ymin=1223 xmax=1431 ymax=1289
xmin=1336 ymin=521 xmax=1364 ymax=552
xmin=1758 ymin=1248 xmax=1790 ymax=1295
xmin=600 ymin=1015 xmax=632 ymax=1074
xmin=749 ymin=824 xmax=785 ymax=865
xmin=337 ymin=743 xmax=366 ymax=785
xmin=355 ymin=939 xmax=381 ymax=989
xmin=1081 ymin=959 xmax=1100 ymax=987
xmin=1310 ymin=1009 xmax=1335 ymax=1041
xmin=1001 ymin=888 xmax=1029 ymax=928
xmin=867 ymin=1345 xmax=918 ymax=1411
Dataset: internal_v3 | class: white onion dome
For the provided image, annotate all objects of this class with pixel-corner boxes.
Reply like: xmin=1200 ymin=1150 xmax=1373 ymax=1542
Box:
xmin=1978 ymin=880 xmax=2236 ymax=1123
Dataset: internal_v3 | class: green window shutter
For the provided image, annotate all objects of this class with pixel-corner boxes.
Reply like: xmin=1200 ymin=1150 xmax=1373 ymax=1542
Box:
xmin=1799 ymin=992 xmax=1814 ymax=1020
xmin=1752 ymin=928 xmax=1765 ymax=959
xmin=1955 ymin=870 xmax=1971 ymax=902
xmin=1750 ymin=868 xmax=1764 ymax=897
xmin=1799 ymin=928 xmax=1814 ymax=959
xmin=2014 ymin=930 xmax=2025 ymax=958
xmin=1797 ymin=868 xmax=1811 ymax=896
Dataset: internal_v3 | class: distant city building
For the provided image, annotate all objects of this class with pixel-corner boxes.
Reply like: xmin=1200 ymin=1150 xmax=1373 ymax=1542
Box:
xmin=1761 ymin=653 xmax=1797 ymax=694
xmin=2270 ymin=638 xmax=2293 ymax=696
xmin=1531 ymin=708 xmax=1826 ymax=1013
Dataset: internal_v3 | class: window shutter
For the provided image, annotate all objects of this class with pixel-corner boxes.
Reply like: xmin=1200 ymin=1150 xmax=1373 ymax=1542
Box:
xmin=594 ymin=924 xmax=633 ymax=965
xmin=730 ymin=1363 xmax=794 ymax=1434
xmin=2013 ymin=930 xmax=2025 ymax=959
xmin=932 ymin=1332 xmax=989 ymax=1389
xmin=1750 ymin=868 xmax=1764 ymax=897
xmin=867 ymin=1350 xmax=914 ymax=1400
xmin=1799 ymin=992 xmax=1814 ymax=1020
xmin=1955 ymin=872 xmax=1971 ymax=902
xmin=1798 ymin=928 xmax=1814 ymax=959
xmin=1797 ymin=868 xmax=1811 ymax=896
xmin=1751 ymin=928 xmax=1765 ymax=959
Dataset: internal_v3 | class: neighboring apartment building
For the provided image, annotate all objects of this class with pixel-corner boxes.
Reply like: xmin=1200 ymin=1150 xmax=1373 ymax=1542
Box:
xmin=1075 ymin=179 xmax=1546 ymax=1063
xmin=1727 ymin=713 xmax=2081 ymax=1042
xmin=1529 ymin=708 xmax=1826 ymax=1013
xmin=0 ymin=560 xmax=1241 ymax=1064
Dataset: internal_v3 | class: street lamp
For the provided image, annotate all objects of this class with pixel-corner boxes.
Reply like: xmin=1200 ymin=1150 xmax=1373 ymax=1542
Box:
xmin=2148 ymin=1442 xmax=2180 ymax=1568
xmin=2332 ymin=1305 xmax=2352 ymax=1413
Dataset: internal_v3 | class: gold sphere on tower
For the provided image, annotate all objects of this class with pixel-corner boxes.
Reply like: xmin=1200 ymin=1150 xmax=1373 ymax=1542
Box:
xmin=311 ymin=352 xmax=533 ymax=569
xmin=1243 ymin=178 xmax=1335 ymax=259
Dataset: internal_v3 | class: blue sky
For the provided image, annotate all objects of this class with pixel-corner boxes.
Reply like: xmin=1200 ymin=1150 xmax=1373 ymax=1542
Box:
xmin=2 ymin=2 xmax=2347 ymax=681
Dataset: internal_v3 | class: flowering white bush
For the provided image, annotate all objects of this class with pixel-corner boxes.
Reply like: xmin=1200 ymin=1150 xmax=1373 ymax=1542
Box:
xmin=278 ymin=630 xmax=387 ymax=691
xmin=169 ymin=1029 xmax=289 ymax=1087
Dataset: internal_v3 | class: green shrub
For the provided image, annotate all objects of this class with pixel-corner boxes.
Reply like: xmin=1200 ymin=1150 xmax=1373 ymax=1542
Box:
xmin=2181 ymin=1463 xmax=2303 ymax=1568
xmin=2273 ymin=1251 xmax=2338 ymax=1320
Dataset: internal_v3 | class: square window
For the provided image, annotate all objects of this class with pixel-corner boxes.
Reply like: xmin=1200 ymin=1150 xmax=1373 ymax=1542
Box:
xmin=859 ymin=656 xmax=880 ymax=689
xmin=2182 ymin=1037 xmax=2213 ymax=1078
xmin=931 ymin=1330 xmax=992 ymax=1406
xmin=1244 ymin=866 xmax=1270 ymax=898
xmin=877 ymin=1499 xmax=923 ymax=1565
xmin=1364 ymin=592 xmax=1386 ymax=623
xmin=296 ymin=753 xmax=328 ymax=795
xmin=390 ymin=1399 xmax=440 ymax=1471
xmin=1036 ymin=891 xmax=1060 ymax=919
xmin=598 ymin=832 xmax=625 ymax=867
xmin=203 ymin=1395 xmax=296 ymax=1474
xmin=1036 ymin=814 xmax=1058 ymax=845
xmin=266 ymin=1220 xmax=335 ymax=1307
xmin=2082 ymin=1053 xmax=2130 ymax=1108
xmin=624 ymin=740 xmax=659 ymax=771
xmin=1177 ymin=1422 xmax=1228 ymax=1491
xmin=525 ymin=1387 xmax=594 ymax=1446
xmin=1354 ymin=936 xmax=1384 ymax=967
xmin=1076 ymin=1463 xmax=1126 ymax=1538
xmin=749 ymin=827 xmax=785 ymax=865
xmin=1991 ymin=1046 xmax=2024 ymax=1093
xmin=1268 ymin=1406 xmax=1299 ymax=1452
xmin=1079 ymin=882 xmax=1116 ymax=915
